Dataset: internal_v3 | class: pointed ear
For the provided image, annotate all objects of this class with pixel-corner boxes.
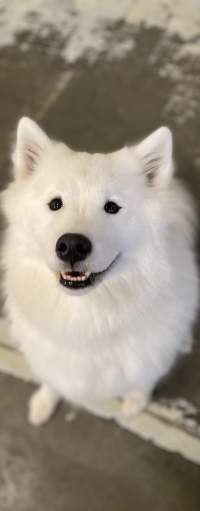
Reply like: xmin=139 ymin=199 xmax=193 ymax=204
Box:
xmin=13 ymin=117 xmax=50 ymax=177
xmin=134 ymin=127 xmax=173 ymax=186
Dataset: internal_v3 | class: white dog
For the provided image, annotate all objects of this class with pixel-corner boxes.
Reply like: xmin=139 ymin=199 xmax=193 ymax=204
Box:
xmin=1 ymin=118 xmax=199 ymax=425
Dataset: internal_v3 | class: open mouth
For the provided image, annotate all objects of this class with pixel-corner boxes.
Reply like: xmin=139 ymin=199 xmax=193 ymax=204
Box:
xmin=59 ymin=254 xmax=120 ymax=290
xmin=60 ymin=271 xmax=95 ymax=289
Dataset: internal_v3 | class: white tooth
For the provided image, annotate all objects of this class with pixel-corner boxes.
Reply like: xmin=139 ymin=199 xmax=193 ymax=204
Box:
xmin=60 ymin=271 xmax=92 ymax=283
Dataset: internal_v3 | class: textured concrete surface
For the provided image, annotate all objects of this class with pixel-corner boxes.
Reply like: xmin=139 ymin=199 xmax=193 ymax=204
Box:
xmin=0 ymin=374 xmax=200 ymax=511
xmin=0 ymin=2 xmax=200 ymax=509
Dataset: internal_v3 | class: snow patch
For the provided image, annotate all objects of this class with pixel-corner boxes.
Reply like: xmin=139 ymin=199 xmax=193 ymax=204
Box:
xmin=0 ymin=1 xmax=199 ymax=122
xmin=0 ymin=1 xmax=199 ymax=62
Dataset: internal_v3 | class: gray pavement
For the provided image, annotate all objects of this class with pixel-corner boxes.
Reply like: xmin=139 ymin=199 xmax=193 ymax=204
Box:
xmin=0 ymin=374 xmax=200 ymax=511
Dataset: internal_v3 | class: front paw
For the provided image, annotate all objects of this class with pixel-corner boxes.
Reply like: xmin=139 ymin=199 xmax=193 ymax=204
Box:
xmin=121 ymin=390 xmax=148 ymax=419
xmin=28 ymin=385 xmax=59 ymax=426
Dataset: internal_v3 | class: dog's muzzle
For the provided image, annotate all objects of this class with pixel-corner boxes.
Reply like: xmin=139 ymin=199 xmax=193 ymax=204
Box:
xmin=59 ymin=253 xmax=121 ymax=290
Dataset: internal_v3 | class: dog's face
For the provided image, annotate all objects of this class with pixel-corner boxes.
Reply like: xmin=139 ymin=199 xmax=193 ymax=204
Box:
xmin=2 ymin=118 xmax=173 ymax=295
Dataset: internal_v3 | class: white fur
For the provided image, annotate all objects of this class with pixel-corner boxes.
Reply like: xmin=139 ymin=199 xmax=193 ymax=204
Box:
xmin=28 ymin=384 xmax=59 ymax=426
xmin=1 ymin=118 xmax=199 ymax=424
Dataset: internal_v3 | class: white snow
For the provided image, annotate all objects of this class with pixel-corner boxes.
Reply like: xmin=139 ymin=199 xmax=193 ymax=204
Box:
xmin=0 ymin=0 xmax=199 ymax=62
xmin=0 ymin=2 xmax=199 ymax=125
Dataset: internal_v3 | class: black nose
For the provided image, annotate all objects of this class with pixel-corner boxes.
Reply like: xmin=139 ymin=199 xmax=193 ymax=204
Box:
xmin=56 ymin=233 xmax=92 ymax=265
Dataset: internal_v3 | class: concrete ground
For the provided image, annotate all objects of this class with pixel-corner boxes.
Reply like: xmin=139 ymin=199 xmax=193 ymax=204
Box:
xmin=0 ymin=374 xmax=200 ymax=511
xmin=0 ymin=2 xmax=200 ymax=509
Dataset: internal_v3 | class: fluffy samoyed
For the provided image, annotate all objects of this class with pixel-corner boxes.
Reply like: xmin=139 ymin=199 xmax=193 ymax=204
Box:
xmin=1 ymin=118 xmax=199 ymax=425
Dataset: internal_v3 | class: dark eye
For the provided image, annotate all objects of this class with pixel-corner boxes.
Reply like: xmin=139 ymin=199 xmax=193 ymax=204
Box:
xmin=48 ymin=197 xmax=63 ymax=211
xmin=104 ymin=201 xmax=121 ymax=214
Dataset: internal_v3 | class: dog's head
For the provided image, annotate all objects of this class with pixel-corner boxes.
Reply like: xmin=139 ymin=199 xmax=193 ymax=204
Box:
xmin=2 ymin=118 xmax=173 ymax=295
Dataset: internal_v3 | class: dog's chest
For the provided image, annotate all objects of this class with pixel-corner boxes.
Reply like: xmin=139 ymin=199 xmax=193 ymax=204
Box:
xmin=22 ymin=324 xmax=136 ymax=401
xmin=7 ymin=264 xmax=163 ymax=400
